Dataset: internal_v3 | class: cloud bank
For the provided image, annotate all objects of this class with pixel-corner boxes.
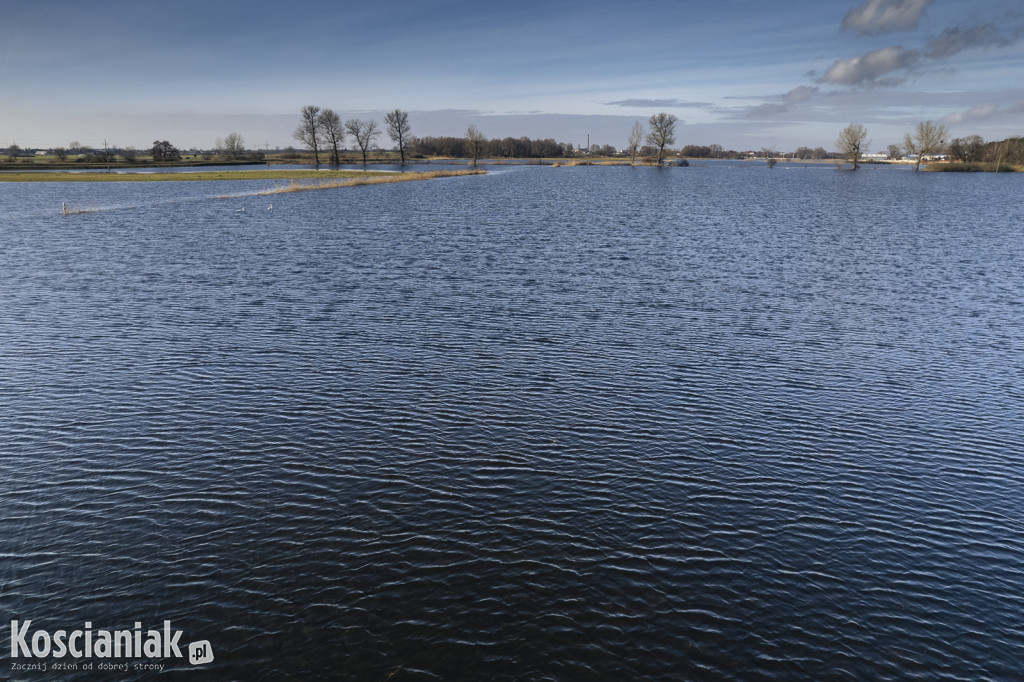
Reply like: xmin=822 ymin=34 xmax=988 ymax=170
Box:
xmin=604 ymin=99 xmax=716 ymax=109
xmin=924 ymin=23 xmax=1021 ymax=59
xmin=942 ymin=100 xmax=1024 ymax=125
xmin=820 ymin=20 xmax=1024 ymax=86
xmin=841 ymin=0 xmax=933 ymax=35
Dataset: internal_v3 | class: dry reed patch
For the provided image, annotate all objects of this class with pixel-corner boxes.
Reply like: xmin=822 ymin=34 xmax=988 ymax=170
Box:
xmin=254 ymin=169 xmax=485 ymax=195
xmin=61 ymin=202 xmax=102 ymax=215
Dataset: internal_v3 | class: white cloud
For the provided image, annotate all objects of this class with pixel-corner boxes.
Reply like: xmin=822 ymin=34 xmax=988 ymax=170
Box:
xmin=604 ymin=99 xmax=716 ymax=109
xmin=818 ymin=46 xmax=920 ymax=85
xmin=819 ymin=18 xmax=1024 ymax=89
xmin=841 ymin=0 xmax=934 ymax=35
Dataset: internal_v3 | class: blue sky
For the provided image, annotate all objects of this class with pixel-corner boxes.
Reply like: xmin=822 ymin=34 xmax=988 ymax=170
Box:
xmin=2 ymin=0 xmax=1022 ymax=151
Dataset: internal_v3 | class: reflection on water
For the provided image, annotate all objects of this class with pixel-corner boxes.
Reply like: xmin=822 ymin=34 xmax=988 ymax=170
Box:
xmin=1 ymin=165 xmax=1023 ymax=680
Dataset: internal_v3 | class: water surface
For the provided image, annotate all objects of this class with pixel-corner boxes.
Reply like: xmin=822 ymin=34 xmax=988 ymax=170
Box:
xmin=1 ymin=165 xmax=1022 ymax=680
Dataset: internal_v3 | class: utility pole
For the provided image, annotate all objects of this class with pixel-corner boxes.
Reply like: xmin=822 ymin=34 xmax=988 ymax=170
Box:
xmin=104 ymin=139 xmax=110 ymax=173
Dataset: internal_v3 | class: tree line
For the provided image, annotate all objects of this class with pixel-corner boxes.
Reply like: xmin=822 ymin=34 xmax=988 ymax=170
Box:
xmin=836 ymin=120 xmax=1021 ymax=171
xmin=4 ymin=137 xmax=263 ymax=164
xmin=290 ymin=108 xmax=683 ymax=165
xmin=410 ymin=135 xmax=571 ymax=159
xmin=291 ymin=104 xmax=582 ymax=164
xmin=294 ymin=105 xmax=413 ymax=166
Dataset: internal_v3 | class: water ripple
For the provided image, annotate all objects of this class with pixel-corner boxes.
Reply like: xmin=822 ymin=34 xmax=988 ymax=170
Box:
xmin=2 ymin=165 xmax=1023 ymax=679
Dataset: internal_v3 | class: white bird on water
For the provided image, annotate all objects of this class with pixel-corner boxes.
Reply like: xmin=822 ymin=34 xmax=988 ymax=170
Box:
xmin=268 ymin=204 xmax=273 ymax=211
xmin=236 ymin=207 xmax=246 ymax=212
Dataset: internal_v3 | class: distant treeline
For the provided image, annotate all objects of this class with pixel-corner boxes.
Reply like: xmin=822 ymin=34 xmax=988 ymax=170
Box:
xmin=978 ymin=137 xmax=1023 ymax=165
xmin=410 ymin=136 xmax=574 ymax=158
xmin=407 ymin=138 xmax=835 ymax=160
xmin=678 ymin=145 xmax=830 ymax=159
xmin=930 ymin=136 xmax=1024 ymax=171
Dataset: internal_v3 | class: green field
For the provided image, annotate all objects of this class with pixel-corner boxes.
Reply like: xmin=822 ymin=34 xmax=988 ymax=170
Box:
xmin=0 ymin=169 xmax=398 ymax=182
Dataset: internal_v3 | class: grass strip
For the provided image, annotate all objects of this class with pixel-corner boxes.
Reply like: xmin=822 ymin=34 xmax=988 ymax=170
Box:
xmin=4 ymin=169 xmax=483 ymax=183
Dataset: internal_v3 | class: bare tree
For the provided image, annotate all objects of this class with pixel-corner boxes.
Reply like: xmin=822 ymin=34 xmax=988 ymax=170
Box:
xmin=53 ymin=147 xmax=68 ymax=161
xmin=836 ymin=123 xmax=868 ymax=170
xmin=762 ymin=146 xmax=777 ymax=168
xmin=645 ymin=112 xmax=678 ymax=165
xmin=318 ymin=109 xmax=344 ymax=166
xmin=903 ymin=120 xmax=949 ymax=171
xmin=217 ymin=132 xmax=245 ymax=159
xmin=465 ymin=124 xmax=485 ymax=166
xmin=345 ymin=119 xmax=380 ymax=165
xmin=947 ymin=134 xmax=984 ymax=164
xmin=627 ymin=121 xmax=643 ymax=165
xmin=384 ymin=109 xmax=412 ymax=165
xmin=294 ymin=105 xmax=323 ymax=167
xmin=886 ymin=143 xmax=903 ymax=161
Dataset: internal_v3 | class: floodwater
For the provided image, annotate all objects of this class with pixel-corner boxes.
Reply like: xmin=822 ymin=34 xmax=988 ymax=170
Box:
xmin=1 ymin=163 xmax=1022 ymax=680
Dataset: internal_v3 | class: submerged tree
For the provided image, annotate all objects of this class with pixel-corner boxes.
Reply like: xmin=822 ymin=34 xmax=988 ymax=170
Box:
xmin=318 ymin=109 xmax=344 ymax=165
xmin=345 ymin=119 xmax=380 ymax=166
xmin=627 ymin=120 xmax=644 ymax=165
xmin=385 ymin=109 xmax=412 ymax=165
xmin=836 ymin=123 xmax=868 ymax=170
xmin=762 ymin=146 xmax=777 ymax=168
xmin=465 ymin=124 xmax=485 ymax=166
xmin=646 ymin=112 xmax=678 ymax=166
xmin=903 ymin=120 xmax=949 ymax=171
xmin=294 ymin=105 xmax=323 ymax=167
